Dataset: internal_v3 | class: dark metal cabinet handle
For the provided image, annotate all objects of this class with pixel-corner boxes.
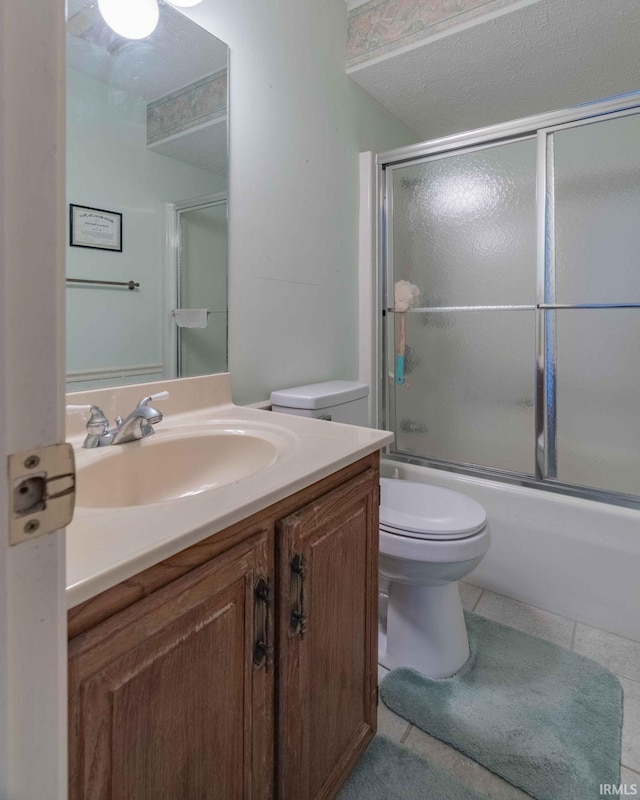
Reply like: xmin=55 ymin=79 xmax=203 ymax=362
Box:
xmin=254 ymin=577 xmax=273 ymax=669
xmin=290 ymin=554 xmax=308 ymax=639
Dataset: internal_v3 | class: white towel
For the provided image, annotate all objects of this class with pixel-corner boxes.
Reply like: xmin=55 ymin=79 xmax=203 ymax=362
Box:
xmin=174 ymin=308 xmax=209 ymax=328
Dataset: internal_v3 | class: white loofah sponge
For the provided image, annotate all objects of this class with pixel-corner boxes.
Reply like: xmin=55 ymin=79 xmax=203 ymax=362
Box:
xmin=393 ymin=281 xmax=421 ymax=386
xmin=394 ymin=280 xmax=421 ymax=312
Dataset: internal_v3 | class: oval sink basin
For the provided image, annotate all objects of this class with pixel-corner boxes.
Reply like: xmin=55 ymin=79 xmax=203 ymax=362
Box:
xmin=76 ymin=431 xmax=278 ymax=508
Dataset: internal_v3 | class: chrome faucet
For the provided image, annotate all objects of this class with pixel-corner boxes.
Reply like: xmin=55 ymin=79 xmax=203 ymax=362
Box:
xmin=111 ymin=397 xmax=165 ymax=445
xmin=75 ymin=392 xmax=168 ymax=448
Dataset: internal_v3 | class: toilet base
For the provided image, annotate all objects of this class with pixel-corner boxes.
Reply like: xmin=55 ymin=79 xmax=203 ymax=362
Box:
xmin=379 ymin=581 xmax=470 ymax=679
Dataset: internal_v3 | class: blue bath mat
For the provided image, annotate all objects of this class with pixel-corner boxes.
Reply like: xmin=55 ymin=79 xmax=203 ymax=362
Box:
xmin=338 ymin=735 xmax=485 ymax=800
xmin=380 ymin=612 xmax=623 ymax=800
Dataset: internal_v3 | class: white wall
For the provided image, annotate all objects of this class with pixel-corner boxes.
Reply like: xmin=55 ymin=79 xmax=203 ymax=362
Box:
xmin=66 ymin=69 xmax=223 ymax=387
xmin=185 ymin=0 xmax=418 ymax=405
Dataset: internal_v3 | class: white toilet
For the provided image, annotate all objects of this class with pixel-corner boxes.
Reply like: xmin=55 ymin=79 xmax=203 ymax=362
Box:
xmin=378 ymin=478 xmax=490 ymax=677
xmin=270 ymin=381 xmax=491 ymax=679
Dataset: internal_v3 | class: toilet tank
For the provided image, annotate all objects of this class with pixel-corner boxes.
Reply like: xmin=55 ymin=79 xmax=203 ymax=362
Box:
xmin=270 ymin=380 xmax=369 ymax=425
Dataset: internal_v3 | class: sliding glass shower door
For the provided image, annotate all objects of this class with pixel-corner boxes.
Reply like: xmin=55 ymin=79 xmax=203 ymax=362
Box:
xmin=547 ymin=112 xmax=640 ymax=496
xmin=382 ymin=101 xmax=640 ymax=504
xmin=387 ymin=138 xmax=538 ymax=476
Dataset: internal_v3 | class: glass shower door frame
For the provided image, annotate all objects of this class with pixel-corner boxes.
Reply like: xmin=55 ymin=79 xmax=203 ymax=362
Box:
xmin=378 ymin=92 xmax=640 ymax=509
xmin=382 ymin=135 xmax=538 ymax=480
xmin=164 ymin=192 xmax=228 ymax=379
xmin=536 ymin=107 xmax=640 ymax=496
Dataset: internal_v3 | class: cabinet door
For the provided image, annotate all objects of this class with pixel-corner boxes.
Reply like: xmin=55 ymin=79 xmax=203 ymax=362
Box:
xmin=69 ymin=530 xmax=274 ymax=800
xmin=277 ymin=465 xmax=380 ymax=800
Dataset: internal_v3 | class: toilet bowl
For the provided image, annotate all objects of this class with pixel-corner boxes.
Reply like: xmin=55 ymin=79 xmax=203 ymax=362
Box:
xmin=268 ymin=381 xmax=490 ymax=680
xmin=378 ymin=478 xmax=490 ymax=678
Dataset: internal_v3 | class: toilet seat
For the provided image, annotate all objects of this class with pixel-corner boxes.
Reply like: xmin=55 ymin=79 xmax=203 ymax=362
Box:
xmin=380 ymin=523 xmax=482 ymax=541
xmin=380 ymin=478 xmax=487 ymax=541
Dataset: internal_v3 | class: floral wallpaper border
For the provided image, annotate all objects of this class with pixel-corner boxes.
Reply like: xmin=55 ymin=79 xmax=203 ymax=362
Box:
xmin=347 ymin=0 xmax=529 ymax=68
xmin=147 ymin=68 xmax=228 ymax=145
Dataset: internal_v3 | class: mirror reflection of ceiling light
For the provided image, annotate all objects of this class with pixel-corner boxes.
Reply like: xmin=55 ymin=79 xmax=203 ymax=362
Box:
xmin=97 ymin=0 xmax=160 ymax=40
xmin=166 ymin=0 xmax=204 ymax=7
xmin=97 ymin=0 xmax=205 ymax=40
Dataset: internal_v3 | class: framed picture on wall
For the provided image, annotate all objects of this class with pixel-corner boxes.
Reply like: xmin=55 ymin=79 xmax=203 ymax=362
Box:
xmin=70 ymin=204 xmax=122 ymax=252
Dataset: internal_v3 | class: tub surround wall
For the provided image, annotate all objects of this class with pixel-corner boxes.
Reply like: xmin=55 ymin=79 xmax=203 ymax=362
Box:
xmin=384 ymin=460 xmax=640 ymax=643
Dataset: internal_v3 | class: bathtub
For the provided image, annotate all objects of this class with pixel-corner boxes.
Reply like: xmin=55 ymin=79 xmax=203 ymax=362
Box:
xmin=380 ymin=458 xmax=640 ymax=643
xmin=358 ymin=151 xmax=640 ymax=643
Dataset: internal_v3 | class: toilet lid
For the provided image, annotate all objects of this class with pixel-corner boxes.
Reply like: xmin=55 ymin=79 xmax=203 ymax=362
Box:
xmin=379 ymin=478 xmax=487 ymax=540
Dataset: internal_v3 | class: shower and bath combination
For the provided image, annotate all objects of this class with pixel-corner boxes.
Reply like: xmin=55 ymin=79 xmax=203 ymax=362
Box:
xmin=378 ymin=92 xmax=640 ymax=510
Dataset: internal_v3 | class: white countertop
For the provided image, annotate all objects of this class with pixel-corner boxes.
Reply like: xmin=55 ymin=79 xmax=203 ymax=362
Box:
xmin=66 ymin=374 xmax=393 ymax=608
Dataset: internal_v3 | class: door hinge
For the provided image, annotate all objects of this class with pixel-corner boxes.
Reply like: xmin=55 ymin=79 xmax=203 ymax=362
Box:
xmin=8 ymin=443 xmax=76 ymax=545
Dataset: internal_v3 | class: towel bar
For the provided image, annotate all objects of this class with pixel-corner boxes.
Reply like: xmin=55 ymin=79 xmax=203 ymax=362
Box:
xmin=66 ymin=278 xmax=139 ymax=290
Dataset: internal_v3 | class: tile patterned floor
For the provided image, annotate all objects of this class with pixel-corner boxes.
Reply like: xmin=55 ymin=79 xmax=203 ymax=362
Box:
xmin=378 ymin=584 xmax=640 ymax=798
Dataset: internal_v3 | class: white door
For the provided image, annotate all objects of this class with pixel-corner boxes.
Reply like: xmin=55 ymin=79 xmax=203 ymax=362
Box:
xmin=0 ymin=2 xmax=67 ymax=798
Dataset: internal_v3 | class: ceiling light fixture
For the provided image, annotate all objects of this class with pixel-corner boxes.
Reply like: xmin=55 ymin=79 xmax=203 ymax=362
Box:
xmin=98 ymin=0 xmax=160 ymax=40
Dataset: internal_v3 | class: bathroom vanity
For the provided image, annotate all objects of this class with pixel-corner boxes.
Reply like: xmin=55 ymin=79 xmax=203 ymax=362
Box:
xmin=65 ymin=375 xmax=392 ymax=800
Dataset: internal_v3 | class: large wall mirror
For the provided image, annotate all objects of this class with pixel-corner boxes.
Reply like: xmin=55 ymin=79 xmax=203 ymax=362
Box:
xmin=65 ymin=0 xmax=228 ymax=390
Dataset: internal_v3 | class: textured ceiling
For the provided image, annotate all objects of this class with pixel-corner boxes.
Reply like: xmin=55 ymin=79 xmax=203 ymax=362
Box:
xmin=348 ymin=0 xmax=640 ymax=141
xmin=66 ymin=0 xmax=227 ymax=102
xmin=66 ymin=1 xmax=228 ymax=173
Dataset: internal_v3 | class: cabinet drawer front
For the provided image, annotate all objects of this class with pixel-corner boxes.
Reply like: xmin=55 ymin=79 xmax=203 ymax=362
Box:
xmin=69 ymin=532 xmax=274 ymax=800
xmin=277 ymin=467 xmax=379 ymax=800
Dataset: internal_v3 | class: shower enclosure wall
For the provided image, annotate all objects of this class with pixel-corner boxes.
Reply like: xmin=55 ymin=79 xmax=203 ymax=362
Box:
xmin=380 ymin=95 xmax=640 ymax=508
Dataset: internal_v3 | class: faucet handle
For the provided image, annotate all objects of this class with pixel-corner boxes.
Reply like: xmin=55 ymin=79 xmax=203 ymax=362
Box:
xmin=86 ymin=405 xmax=110 ymax=436
xmin=65 ymin=403 xmax=110 ymax=434
xmin=69 ymin=404 xmax=111 ymax=448
xmin=65 ymin=404 xmax=92 ymax=413
xmin=136 ymin=391 xmax=169 ymax=409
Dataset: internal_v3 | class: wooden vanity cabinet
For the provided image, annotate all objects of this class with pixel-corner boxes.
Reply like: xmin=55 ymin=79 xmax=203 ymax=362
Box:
xmin=68 ymin=454 xmax=380 ymax=800
xmin=277 ymin=467 xmax=379 ymax=800
xmin=68 ymin=529 xmax=275 ymax=800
